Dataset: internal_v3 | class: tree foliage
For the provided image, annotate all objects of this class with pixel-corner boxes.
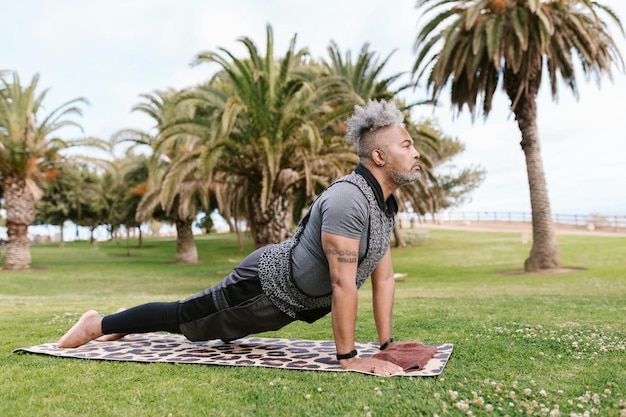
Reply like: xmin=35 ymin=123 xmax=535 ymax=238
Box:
xmin=0 ymin=71 xmax=86 ymax=269
xmin=412 ymin=0 xmax=624 ymax=271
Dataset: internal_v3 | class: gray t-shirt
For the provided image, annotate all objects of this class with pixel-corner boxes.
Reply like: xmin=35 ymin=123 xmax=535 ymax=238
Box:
xmin=290 ymin=182 xmax=369 ymax=297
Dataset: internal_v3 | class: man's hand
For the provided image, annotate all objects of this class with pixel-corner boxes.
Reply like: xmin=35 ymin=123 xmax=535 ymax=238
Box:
xmin=340 ymin=357 xmax=405 ymax=376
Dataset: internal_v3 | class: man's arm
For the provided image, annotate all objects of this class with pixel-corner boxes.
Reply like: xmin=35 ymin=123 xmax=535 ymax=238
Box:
xmin=322 ymin=231 xmax=403 ymax=375
xmin=371 ymin=247 xmax=395 ymax=346
xmin=322 ymin=231 xmax=359 ymax=364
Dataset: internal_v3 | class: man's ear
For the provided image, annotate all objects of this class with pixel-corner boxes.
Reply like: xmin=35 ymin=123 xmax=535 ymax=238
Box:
xmin=372 ymin=149 xmax=385 ymax=167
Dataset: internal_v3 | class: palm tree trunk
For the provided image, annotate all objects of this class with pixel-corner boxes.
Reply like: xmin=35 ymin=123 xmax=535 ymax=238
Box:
xmin=393 ymin=221 xmax=407 ymax=248
xmin=90 ymin=226 xmax=97 ymax=247
xmin=59 ymin=222 xmax=65 ymax=247
xmin=248 ymin=193 xmax=294 ymax=248
xmin=4 ymin=223 xmax=31 ymax=270
xmin=247 ymin=170 xmax=298 ymax=248
xmin=513 ymin=94 xmax=561 ymax=272
xmin=234 ymin=216 xmax=245 ymax=252
xmin=175 ymin=217 xmax=198 ymax=263
xmin=137 ymin=226 xmax=143 ymax=248
xmin=2 ymin=176 xmax=36 ymax=270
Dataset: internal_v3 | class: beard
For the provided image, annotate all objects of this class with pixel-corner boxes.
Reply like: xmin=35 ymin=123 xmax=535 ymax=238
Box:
xmin=387 ymin=165 xmax=420 ymax=186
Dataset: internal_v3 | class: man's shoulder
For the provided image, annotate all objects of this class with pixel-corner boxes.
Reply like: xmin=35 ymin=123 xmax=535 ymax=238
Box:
xmin=320 ymin=180 xmax=367 ymax=202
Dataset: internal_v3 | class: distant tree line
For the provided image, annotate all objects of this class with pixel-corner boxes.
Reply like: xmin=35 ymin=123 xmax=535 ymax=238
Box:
xmin=3 ymin=1 xmax=621 ymax=273
xmin=0 ymin=27 xmax=482 ymax=269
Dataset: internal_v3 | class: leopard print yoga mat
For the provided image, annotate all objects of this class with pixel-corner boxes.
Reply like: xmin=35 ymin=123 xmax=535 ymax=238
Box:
xmin=14 ymin=333 xmax=453 ymax=376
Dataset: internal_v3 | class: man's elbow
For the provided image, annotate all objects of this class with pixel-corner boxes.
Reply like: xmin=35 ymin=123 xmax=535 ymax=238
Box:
xmin=331 ymin=279 xmax=357 ymax=294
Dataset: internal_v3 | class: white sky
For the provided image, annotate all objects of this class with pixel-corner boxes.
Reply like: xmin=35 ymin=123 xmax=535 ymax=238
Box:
xmin=4 ymin=0 xmax=626 ymax=217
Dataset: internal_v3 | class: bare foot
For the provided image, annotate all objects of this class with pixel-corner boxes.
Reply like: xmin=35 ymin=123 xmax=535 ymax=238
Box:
xmin=95 ymin=333 xmax=128 ymax=342
xmin=57 ymin=310 xmax=104 ymax=348
xmin=96 ymin=308 xmax=128 ymax=342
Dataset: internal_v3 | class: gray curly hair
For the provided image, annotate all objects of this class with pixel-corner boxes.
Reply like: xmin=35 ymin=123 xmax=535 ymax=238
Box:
xmin=345 ymin=99 xmax=404 ymax=159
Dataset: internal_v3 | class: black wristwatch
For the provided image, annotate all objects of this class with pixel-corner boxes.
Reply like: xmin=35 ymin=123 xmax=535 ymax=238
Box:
xmin=336 ymin=349 xmax=358 ymax=360
xmin=379 ymin=337 xmax=395 ymax=350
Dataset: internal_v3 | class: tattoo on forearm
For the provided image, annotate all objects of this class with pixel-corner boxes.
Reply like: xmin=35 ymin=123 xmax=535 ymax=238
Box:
xmin=324 ymin=248 xmax=357 ymax=264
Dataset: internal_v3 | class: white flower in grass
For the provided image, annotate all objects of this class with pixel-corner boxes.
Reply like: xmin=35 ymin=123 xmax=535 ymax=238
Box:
xmin=524 ymin=388 xmax=532 ymax=396
xmin=592 ymin=393 xmax=601 ymax=405
xmin=539 ymin=389 xmax=547 ymax=397
xmin=485 ymin=404 xmax=493 ymax=412
xmin=304 ymin=394 xmax=311 ymax=400
xmin=454 ymin=400 xmax=469 ymax=411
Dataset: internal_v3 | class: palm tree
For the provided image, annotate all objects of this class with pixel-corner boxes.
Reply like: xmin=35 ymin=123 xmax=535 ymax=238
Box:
xmin=0 ymin=71 xmax=86 ymax=270
xmin=324 ymin=41 xmax=405 ymax=102
xmin=187 ymin=25 xmax=353 ymax=247
xmin=113 ymin=89 xmax=207 ymax=263
xmin=412 ymin=0 xmax=624 ymax=272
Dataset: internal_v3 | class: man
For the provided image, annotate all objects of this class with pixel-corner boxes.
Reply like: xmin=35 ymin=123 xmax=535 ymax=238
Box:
xmin=58 ymin=99 xmax=421 ymax=376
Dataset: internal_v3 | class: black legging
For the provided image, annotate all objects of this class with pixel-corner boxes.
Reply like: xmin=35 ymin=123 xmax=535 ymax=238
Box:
xmin=101 ymin=274 xmax=266 ymax=336
xmin=101 ymin=273 xmax=265 ymax=335
xmin=102 ymin=302 xmax=182 ymax=335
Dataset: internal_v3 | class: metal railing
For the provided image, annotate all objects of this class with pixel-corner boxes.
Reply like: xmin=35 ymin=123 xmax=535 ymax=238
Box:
xmin=397 ymin=211 xmax=626 ymax=233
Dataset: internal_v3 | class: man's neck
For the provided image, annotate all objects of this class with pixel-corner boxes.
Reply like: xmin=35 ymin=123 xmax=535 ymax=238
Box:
xmin=358 ymin=161 xmax=398 ymax=200
xmin=355 ymin=163 xmax=398 ymax=218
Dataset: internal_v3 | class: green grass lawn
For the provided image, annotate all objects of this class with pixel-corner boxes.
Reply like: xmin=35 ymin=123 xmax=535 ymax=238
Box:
xmin=1 ymin=229 xmax=624 ymax=416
